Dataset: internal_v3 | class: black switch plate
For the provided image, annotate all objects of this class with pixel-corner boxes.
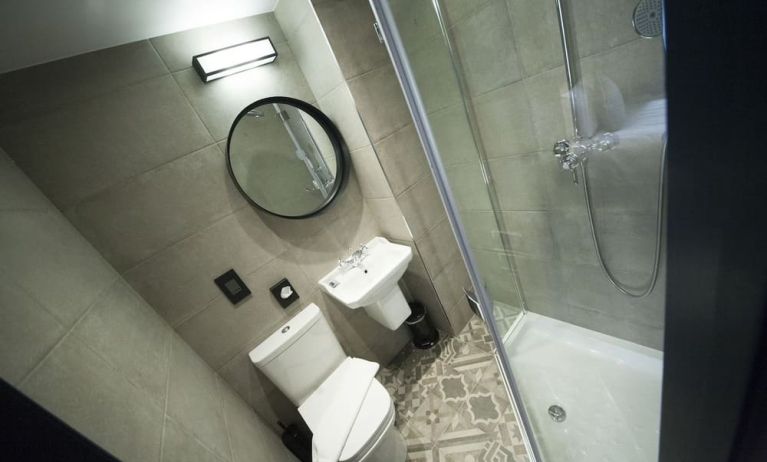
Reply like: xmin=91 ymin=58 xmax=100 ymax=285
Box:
xmin=214 ymin=269 xmax=251 ymax=305
xmin=270 ymin=278 xmax=299 ymax=308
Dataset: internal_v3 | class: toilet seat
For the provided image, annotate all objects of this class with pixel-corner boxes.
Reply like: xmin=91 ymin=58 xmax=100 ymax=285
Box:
xmin=299 ymin=358 xmax=394 ymax=462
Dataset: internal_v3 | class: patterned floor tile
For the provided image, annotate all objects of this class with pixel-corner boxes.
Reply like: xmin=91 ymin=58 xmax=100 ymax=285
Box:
xmin=381 ymin=316 xmax=529 ymax=461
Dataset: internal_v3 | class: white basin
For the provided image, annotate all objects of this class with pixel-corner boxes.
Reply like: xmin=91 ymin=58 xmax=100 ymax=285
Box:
xmin=319 ymin=237 xmax=413 ymax=329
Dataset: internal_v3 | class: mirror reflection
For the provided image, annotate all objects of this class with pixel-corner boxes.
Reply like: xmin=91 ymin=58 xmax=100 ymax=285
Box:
xmin=227 ymin=98 xmax=345 ymax=218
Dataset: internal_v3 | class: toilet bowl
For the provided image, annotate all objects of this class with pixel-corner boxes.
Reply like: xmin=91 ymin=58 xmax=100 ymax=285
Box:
xmin=249 ymin=304 xmax=406 ymax=462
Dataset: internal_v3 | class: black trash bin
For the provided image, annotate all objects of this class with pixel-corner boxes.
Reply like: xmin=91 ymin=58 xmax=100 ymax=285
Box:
xmin=405 ymin=302 xmax=439 ymax=349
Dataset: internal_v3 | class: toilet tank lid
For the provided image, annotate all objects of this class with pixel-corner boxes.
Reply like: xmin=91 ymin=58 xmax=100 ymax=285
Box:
xmin=249 ymin=303 xmax=322 ymax=365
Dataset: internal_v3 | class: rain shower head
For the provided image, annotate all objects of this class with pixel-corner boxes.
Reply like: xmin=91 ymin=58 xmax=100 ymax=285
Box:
xmin=632 ymin=0 xmax=663 ymax=38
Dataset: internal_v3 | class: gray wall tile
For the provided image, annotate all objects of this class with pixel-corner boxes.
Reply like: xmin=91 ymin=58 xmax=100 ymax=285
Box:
xmin=374 ymin=124 xmax=429 ymax=196
xmin=284 ymin=8 xmax=345 ymax=99
xmin=151 ymin=14 xmax=286 ymax=73
xmin=167 ymin=335 xmax=231 ymax=459
xmin=396 ymin=174 xmax=447 ymax=240
xmin=21 ymin=336 xmax=165 ymax=462
xmin=506 ymin=0 xmax=563 ymax=76
xmin=0 ymin=280 xmax=66 ymax=384
xmin=312 ymin=0 xmax=390 ymax=79
xmin=275 ymin=0 xmax=313 ymax=37
xmin=0 ymin=160 xmax=52 ymax=211
xmin=162 ymin=417 xmax=227 ymax=462
xmin=415 ymin=218 xmax=462 ymax=279
xmin=366 ymin=197 xmax=413 ymax=241
xmin=0 ymin=75 xmax=212 ymax=208
xmin=489 ymin=153 xmax=550 ymax=211
xmin=472 ymin=80 xmax=538 ymax=159
xmin=68 ymin=145 xmax=244 ymax=271
xmin=350 ymin=145 xmax=394 ymax=199
xmin=176 ymin=256 xmax=310 ymax=370
xmin=123 ymin=208 xmax=285 ymax=327
xmin=0 ymin=210 xmax=118 ymax=327
xmin=219 ymin=376 xmax=297 ymax=462
xmin=0 ymin=41 xmax=168 ymax=126
xmin=347 ymin=63 xmax=412 ymax=143
xmin=450 ymin=0 xmax=523 ymax=97
xmin=73 ymin=280 xmax=171 ymax=406
xmin=317 ymin=84 xmax=371 ymax=151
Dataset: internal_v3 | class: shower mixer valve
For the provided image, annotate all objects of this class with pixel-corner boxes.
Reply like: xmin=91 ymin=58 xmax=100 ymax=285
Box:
xmin=553 ymin=133 xmax=619 ymax=183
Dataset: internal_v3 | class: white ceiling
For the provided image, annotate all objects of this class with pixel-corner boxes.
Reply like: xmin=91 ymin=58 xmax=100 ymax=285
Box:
xmin=0 ymin=0 xmax=279 ymax=73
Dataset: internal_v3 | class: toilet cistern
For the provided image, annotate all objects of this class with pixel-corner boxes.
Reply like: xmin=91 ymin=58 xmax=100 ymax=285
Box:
xmin=319 ymin=237 xmax=412 ymax=330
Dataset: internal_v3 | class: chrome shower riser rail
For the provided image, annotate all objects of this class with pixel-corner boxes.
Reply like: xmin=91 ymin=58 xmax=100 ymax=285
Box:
xmin=368 ymin=1 xmax=542 ymax=460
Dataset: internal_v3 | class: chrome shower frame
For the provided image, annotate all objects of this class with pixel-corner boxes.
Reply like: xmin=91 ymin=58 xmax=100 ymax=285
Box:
xmin=368 ymin=1 xmax=542 ymax=460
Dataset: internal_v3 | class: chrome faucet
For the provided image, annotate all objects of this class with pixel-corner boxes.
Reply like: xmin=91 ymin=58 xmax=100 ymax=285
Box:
xmin=338 ymin=244 xmax=369 ymax=271
xmin=553 ymin=132 xmax=619 ymax=183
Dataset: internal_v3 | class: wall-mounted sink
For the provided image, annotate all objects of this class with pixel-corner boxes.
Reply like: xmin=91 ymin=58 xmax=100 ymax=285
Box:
xmin=319 ymin=237 xmax=412 ymax=329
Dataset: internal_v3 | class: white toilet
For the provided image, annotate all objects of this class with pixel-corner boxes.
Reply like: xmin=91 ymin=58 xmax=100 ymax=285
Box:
xmin=249 ymin=303 xmax=406 ymax=462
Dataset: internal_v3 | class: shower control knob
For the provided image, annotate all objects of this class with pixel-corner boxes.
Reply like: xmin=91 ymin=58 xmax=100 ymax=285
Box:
xmin=553 ymin=140 xmax=570 ymax=158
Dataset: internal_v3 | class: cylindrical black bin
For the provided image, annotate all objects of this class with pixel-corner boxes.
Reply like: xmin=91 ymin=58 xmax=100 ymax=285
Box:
xmin=405 ymin=302 xmax=439 ymax=349
xmin=281 ymin=423 xmax=311 ymax=462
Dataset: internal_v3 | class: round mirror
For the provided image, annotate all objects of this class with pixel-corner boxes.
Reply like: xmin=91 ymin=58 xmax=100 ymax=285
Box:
xmin=226 ymin=97 xmax=348 ymax=218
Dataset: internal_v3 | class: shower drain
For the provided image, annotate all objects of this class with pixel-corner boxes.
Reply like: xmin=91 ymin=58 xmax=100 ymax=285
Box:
xmin=548 ymin=404 xmax=567 ymax=422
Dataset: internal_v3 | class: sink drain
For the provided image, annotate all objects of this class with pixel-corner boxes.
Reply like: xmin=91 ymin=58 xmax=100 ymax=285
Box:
xmin=548 ymin=404 xmax=566 ymax=422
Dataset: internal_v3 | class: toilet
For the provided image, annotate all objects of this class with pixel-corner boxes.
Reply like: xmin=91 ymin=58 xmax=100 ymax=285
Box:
xmin=249 ymin=303 xmax=406 ymax=462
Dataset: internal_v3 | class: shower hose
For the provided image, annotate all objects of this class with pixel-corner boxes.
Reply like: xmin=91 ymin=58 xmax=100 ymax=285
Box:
xmin=581 ymin=136 xmax=667 ymax=298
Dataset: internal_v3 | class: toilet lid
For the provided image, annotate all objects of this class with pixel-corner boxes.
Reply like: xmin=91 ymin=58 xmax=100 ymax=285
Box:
xmin=299 ymin=358 xmax=392 ymax=461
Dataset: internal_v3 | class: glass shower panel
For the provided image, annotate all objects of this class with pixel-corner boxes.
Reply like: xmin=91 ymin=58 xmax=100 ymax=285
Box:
xmin=388 ymin=0 xmax=525 ymax=336
xmin=374 ymin=0 xmax=667 ymax=460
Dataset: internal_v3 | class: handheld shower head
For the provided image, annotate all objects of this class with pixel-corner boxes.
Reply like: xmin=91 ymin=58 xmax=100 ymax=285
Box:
xmin=632 ymin=0 xmax=663 ymax=38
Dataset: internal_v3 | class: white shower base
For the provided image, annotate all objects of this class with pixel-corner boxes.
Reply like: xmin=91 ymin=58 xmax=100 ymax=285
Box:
xmin=504 ymin=312 xmax=662 ymax=462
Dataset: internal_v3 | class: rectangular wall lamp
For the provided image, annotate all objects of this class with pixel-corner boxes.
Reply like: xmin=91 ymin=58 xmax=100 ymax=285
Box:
xmin=192 ymin=37 xmax=277 ymax=83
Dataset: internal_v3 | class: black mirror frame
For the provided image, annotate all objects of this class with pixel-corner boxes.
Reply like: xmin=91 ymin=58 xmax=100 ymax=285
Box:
xmin=226 ymin=96 xmax=350 ymax=219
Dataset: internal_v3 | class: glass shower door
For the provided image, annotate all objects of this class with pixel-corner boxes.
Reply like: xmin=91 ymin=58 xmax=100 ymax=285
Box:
xmin=371 ymin=0 xmax=666 ymax=461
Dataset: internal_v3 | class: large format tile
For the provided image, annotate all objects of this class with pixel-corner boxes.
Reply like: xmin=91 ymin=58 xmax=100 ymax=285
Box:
xmin=366 ymin=197 xmax=413 ymax=241
xmin=374 ymin=124 xmax=429 ymax=196
xmin=570 ymin=0 xmax=639 ymax=58
xmin=216 ymin=344 xmax=300 ymax=433
xmin=176 ymin=257 xmax=311 ymax=370
xmin=0 ymin=41 xmax=168 ymax=126
xmin=428 ymin=103 xmax=481 ymax=167
xmin=285 ymin=10 xmax=345 ymax=99
xmin=0 ymin=75 xmax=212 ymax=208
xmin=396 ymin=175 xmax=446 ymax=240
xmin=0 ymin=161 xmax=52 ymax=211
xmin=275 ymin=0 xmax=313 ymax=37
xmin=473 ymin=80 xmax=538 ymax=158
xmin=72 ymin=280 xmax=171 ymax=406
xmin=450 ymin=0 xmax=523 ymax=97
xmin=219 ymin=376 xmax=296 ymax=462
xmin=347 ymin=63 xmax=412 ymax=143
xmin=524 ymin=66 xmax=574 ymax=150
xmin=161 ymin=416 xmax=227 ymax=462
xmin=312 ymin=0 xmax=390 ymax=79
xmin=500 ymin=210 xmax=557 ymax=260
xmin=173 ymin=43 xmax=313 ymax=141
xmin=0 ymin=280 xmax=65 ymax=385
xmin=0 ymin=210 xmax=118 ymax=327
xmin=506 ymin=0 xmax=563 ymax=76
xmin=123 ymin=207 xmax=285 ymax=327
xmin=21 ymin=336 xmax=164 ymax=462
xmin=167 ymin=335 xmax=231 ymax=459
xmin=151 ymin=14 xmax=286 ymax=72
xmin=318 ymin=84 xmax=371 ymax=151
xmin=488 ymin=153 xmax=550 ymax=211
xmin=349 ymin=145 xmax=393 ymax=199
xmin=444 ymin=161 xmax=492 ymax=211
xmin=407 ymin=34 xmax=463 ymax=114
xmin=415 ymin=218 xmax=461 ymax=279
xmin=68 ymin=144 xmax=244 ymax=271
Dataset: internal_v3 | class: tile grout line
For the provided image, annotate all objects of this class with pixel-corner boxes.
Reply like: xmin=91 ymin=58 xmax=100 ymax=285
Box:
xmin=17 ymin=275 xmax=120 ymax=387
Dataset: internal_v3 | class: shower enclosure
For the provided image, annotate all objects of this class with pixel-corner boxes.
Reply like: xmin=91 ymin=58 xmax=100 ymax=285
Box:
xmin=370 ymin=0 xmax=666 ymax=460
